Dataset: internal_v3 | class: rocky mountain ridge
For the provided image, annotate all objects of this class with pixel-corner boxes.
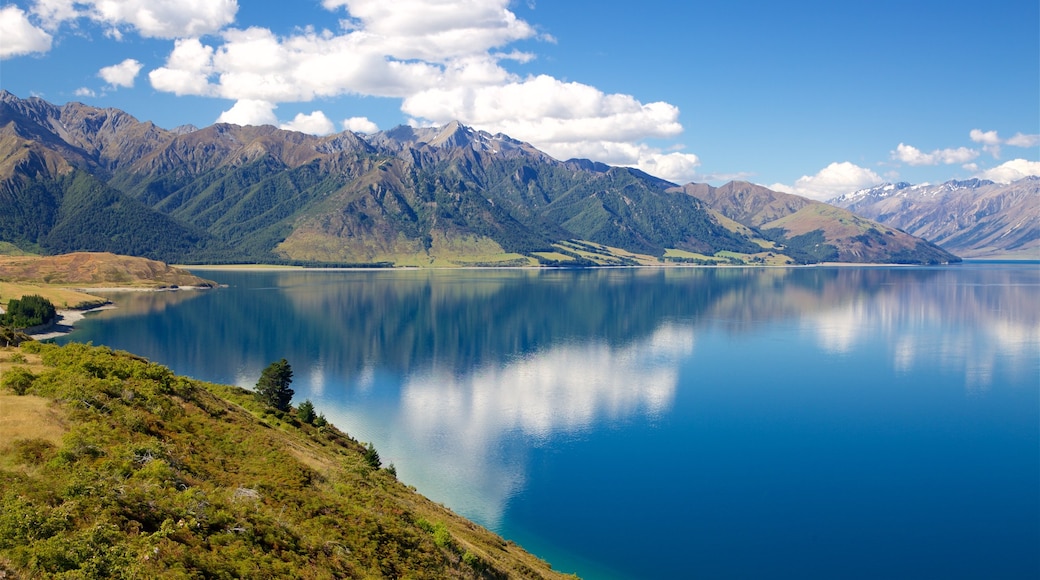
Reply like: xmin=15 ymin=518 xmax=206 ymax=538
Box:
xmin=0 ymin=91 xmax=958 ymax=266
xmin=831 ymin=177 xmax=1038 ymax=259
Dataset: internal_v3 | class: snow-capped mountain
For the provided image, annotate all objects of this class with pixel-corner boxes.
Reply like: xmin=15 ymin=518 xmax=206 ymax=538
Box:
xmin=830 ymin=177 xmax=1039 ymax=259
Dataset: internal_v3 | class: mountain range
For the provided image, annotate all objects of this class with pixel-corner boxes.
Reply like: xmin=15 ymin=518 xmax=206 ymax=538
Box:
xmin=0 ymin=91 xmax=959 ymax=266
xmin=830 ymin=178 xmax=1039 ymax=259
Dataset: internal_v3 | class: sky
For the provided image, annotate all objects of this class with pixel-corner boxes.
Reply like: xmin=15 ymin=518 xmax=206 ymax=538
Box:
xmin=1 ymin=0 xmax=1038 ymax=200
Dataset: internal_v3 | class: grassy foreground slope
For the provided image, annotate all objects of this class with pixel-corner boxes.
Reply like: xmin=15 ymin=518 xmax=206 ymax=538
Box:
xmin=0 ymin=342 xmax=572 ymax=579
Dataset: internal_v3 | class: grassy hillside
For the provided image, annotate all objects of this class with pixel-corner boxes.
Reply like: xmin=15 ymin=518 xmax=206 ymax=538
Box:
xmin=0 ymin=342 xmax=573 ymax=579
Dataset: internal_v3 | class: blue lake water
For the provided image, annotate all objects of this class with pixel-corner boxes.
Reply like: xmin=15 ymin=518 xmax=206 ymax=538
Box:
xmin=58 ymin=264 xmax=1040 ymax=578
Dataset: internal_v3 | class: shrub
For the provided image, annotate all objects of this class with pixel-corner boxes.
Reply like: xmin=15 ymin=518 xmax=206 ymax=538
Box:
xmin=2 ymin=366 xmax=35 ymax=395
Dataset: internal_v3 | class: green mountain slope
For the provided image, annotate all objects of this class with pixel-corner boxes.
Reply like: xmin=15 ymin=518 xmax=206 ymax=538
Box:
xmin=0 ymin=342 xmax=571 ymax=578
xmin=1 ymin=91 xmax=956 ymax=266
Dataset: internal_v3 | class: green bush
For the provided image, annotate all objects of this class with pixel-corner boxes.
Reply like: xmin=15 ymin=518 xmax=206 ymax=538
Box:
xmin=1 ymin=366 xmax=35 ymax=395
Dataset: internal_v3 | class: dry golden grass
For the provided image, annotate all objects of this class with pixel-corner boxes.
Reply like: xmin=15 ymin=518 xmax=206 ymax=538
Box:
xmin=0 ymin=281 xmax=109 ymax=310
xmin=0 ymin=394 xmax=67 ymax=447
xmin=0 ymin=252 xmax=215 ymax=289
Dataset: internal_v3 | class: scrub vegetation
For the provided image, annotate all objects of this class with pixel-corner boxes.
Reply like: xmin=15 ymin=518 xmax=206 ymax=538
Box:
xmin=0 ymin=342 xmax=572 ymax=579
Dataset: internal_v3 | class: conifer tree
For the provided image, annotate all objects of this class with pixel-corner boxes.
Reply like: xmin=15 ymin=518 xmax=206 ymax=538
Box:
xmin=255 ymin=358 xmax=294 ymax=411
xmin=297 ymin=399 xmax=316 ymax=424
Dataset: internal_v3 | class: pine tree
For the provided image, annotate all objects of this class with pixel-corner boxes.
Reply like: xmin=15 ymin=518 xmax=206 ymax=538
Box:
xmin=363 ymin=442 xmax=381 ymax=469
xmin=297 ymin=399 xmax=316 ymax=424
xmin=255 ymin=359 xmax=294 ymax=411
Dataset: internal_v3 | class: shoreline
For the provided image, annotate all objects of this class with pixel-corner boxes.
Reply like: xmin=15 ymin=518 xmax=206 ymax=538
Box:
xmin=21 ymin=285 xmax=215 ymax=340
xmin=28 ymin=305 xmax=117 ymax=340
xmin=178 ymin=261 xmax=961 ymax=272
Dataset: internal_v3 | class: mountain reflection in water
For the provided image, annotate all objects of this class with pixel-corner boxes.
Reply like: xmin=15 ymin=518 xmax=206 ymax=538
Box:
xmin=59 ymin=263 xmax=1040 ymax=579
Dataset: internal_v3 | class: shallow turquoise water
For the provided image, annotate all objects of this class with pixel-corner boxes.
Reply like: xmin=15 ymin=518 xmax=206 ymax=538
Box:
xmin=59 ymin=264 xmax=1040 ymax=578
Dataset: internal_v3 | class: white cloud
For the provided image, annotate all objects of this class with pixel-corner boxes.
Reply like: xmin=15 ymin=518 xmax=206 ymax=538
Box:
xmin=74 ymin=87 xmax=97 ymax=97
xmin=403 ymin=75 xmax=683 ymax=143
xmin=344 ymin=116 xmax=379 ymax=133
xmin=148 ymin=38 xmax=217 ymax=96
xmin=144 ymin=7 xmax=698 ymax=182
xmin=0 ymin=6 xmax=53 ymax=59
xmin=969 ymin=129 xmax=1040 ymax=159
xmin=636 ymin=151 xmax=701 ymax=184
xmin=1006 ymin=133 xmax=1039 ymax=148
xmin=976 ymin=159 xmax=1040 ymax=183
xmin=320 ymin=0 xmax=537 ymax=61
xmin=150 ymin=27 xmax=444 ymax=102
xmin=280 ymin=110 xmax=335 ymax=135
xmin=31 ymin=0 xmax=79 ymax=30
xmin=32 ymin=0 xmax=238 ymax=39
xmin=216 ymin=99 xmax=278 ymax=126
xmin=892 ymin=142 xmax=978 ymax=166
xmin=774 ymin=162 xmax=884 ymax=201
xmin=970 ymin=128 xmax=1002 ymax=158
xmin=99 ymin=58 xmax=143 ymax=88
xmin=969 ymin=129 xmax=1001 ymax=145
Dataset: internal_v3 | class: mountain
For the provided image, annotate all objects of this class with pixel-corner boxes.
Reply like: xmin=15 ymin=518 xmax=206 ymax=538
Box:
xmin=830 ymin=178 xmax=1040 ymax=259
xmin=0 ymin=91 xmax=953 ymax=266
xmin=675 ymin=181 xmax=961 ymax=264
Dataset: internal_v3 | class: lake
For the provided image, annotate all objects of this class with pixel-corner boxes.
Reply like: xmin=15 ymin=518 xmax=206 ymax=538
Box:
xmin=58 ymin=263 xmax=1040 ymax=579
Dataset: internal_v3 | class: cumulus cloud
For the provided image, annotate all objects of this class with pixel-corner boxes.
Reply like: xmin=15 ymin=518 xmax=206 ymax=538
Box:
xmin=148 ymin=38 xmax=217 ymax=96
xmin=321 ymin=0 xmax=537 ymax=61
xmin=975 ymin=159 xmax=1040 ymax=183
xmin=971 ymin=128 xmax=1003 ymax=158
xmin=280 ymin=110 xmax=335 ymax=135
xmin=401 ymin=74 xmax=694 ymax=180
xmin=969 ymin=129 xmax=1040 ymax=159
xmin=216 ymin=99 xmax=278 ymax=126
xmin=344 ymin=116 xmax=379 ymax=133
xmin=99 ymin=58 xmax=143 ymax=88
xmin=0 ymin=6 xmax=53 ymax=58
xmin=150 ymin=26 xmax=443 ymax=101
xmin=772 ymin=162 xmax=884 ymax=201
xmin=143 ymin=4 xmax=698 ymax=182
xmin=31 ymin=0 xmax=237 ymax=39
xmin=892 ymin=142 xmax=978 ymax=166
xmin=74 ymin=87 xmax=97 ymax=97
xmin=1006 ymin=132 xmax=1039 ymax=148
xmin=969 ymin=129 xmax=1001 ymax=145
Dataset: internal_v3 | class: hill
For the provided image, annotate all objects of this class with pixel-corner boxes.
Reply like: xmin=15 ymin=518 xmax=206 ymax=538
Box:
xmin=0 ymin=252 xmax=216 ymax=288
xmin=675 ymin=181 xmax=961 ymax=264
xmin=830 ymin=178 xmax=1039 ymax=259
xmin=0 ymin=341 xmax=572 ymax=578
xmin=1 ymin=91 xmax=953 ymax=266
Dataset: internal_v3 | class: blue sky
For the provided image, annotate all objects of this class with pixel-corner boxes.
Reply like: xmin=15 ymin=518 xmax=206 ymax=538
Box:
xmin=2 ymin=0 xmax=1037 ymax=199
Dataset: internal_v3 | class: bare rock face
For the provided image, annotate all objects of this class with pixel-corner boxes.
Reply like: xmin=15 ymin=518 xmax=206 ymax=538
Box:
xmin=832 ymin=178 xmax=1040 ymax=259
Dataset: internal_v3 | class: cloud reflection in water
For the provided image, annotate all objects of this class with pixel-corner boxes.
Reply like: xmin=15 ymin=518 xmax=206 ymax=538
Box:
xmin=393 ymin=323 xmax=693 ymax=528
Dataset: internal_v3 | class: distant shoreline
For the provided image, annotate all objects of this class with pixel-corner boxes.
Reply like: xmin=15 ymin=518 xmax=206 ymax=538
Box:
xmin=179 ymin=261 xmax=954 ymax=272
xmin=23 ymin=285 xmax=216 ymax=340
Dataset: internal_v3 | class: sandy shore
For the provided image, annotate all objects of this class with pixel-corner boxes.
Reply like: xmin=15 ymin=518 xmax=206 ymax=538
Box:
xmin=28 ymin=305 xmax=117 ymax=340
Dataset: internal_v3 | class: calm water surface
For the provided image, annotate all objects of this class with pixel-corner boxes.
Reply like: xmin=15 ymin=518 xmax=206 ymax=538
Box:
xmin=59 ymin=264 xmax=1040 ymax=579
